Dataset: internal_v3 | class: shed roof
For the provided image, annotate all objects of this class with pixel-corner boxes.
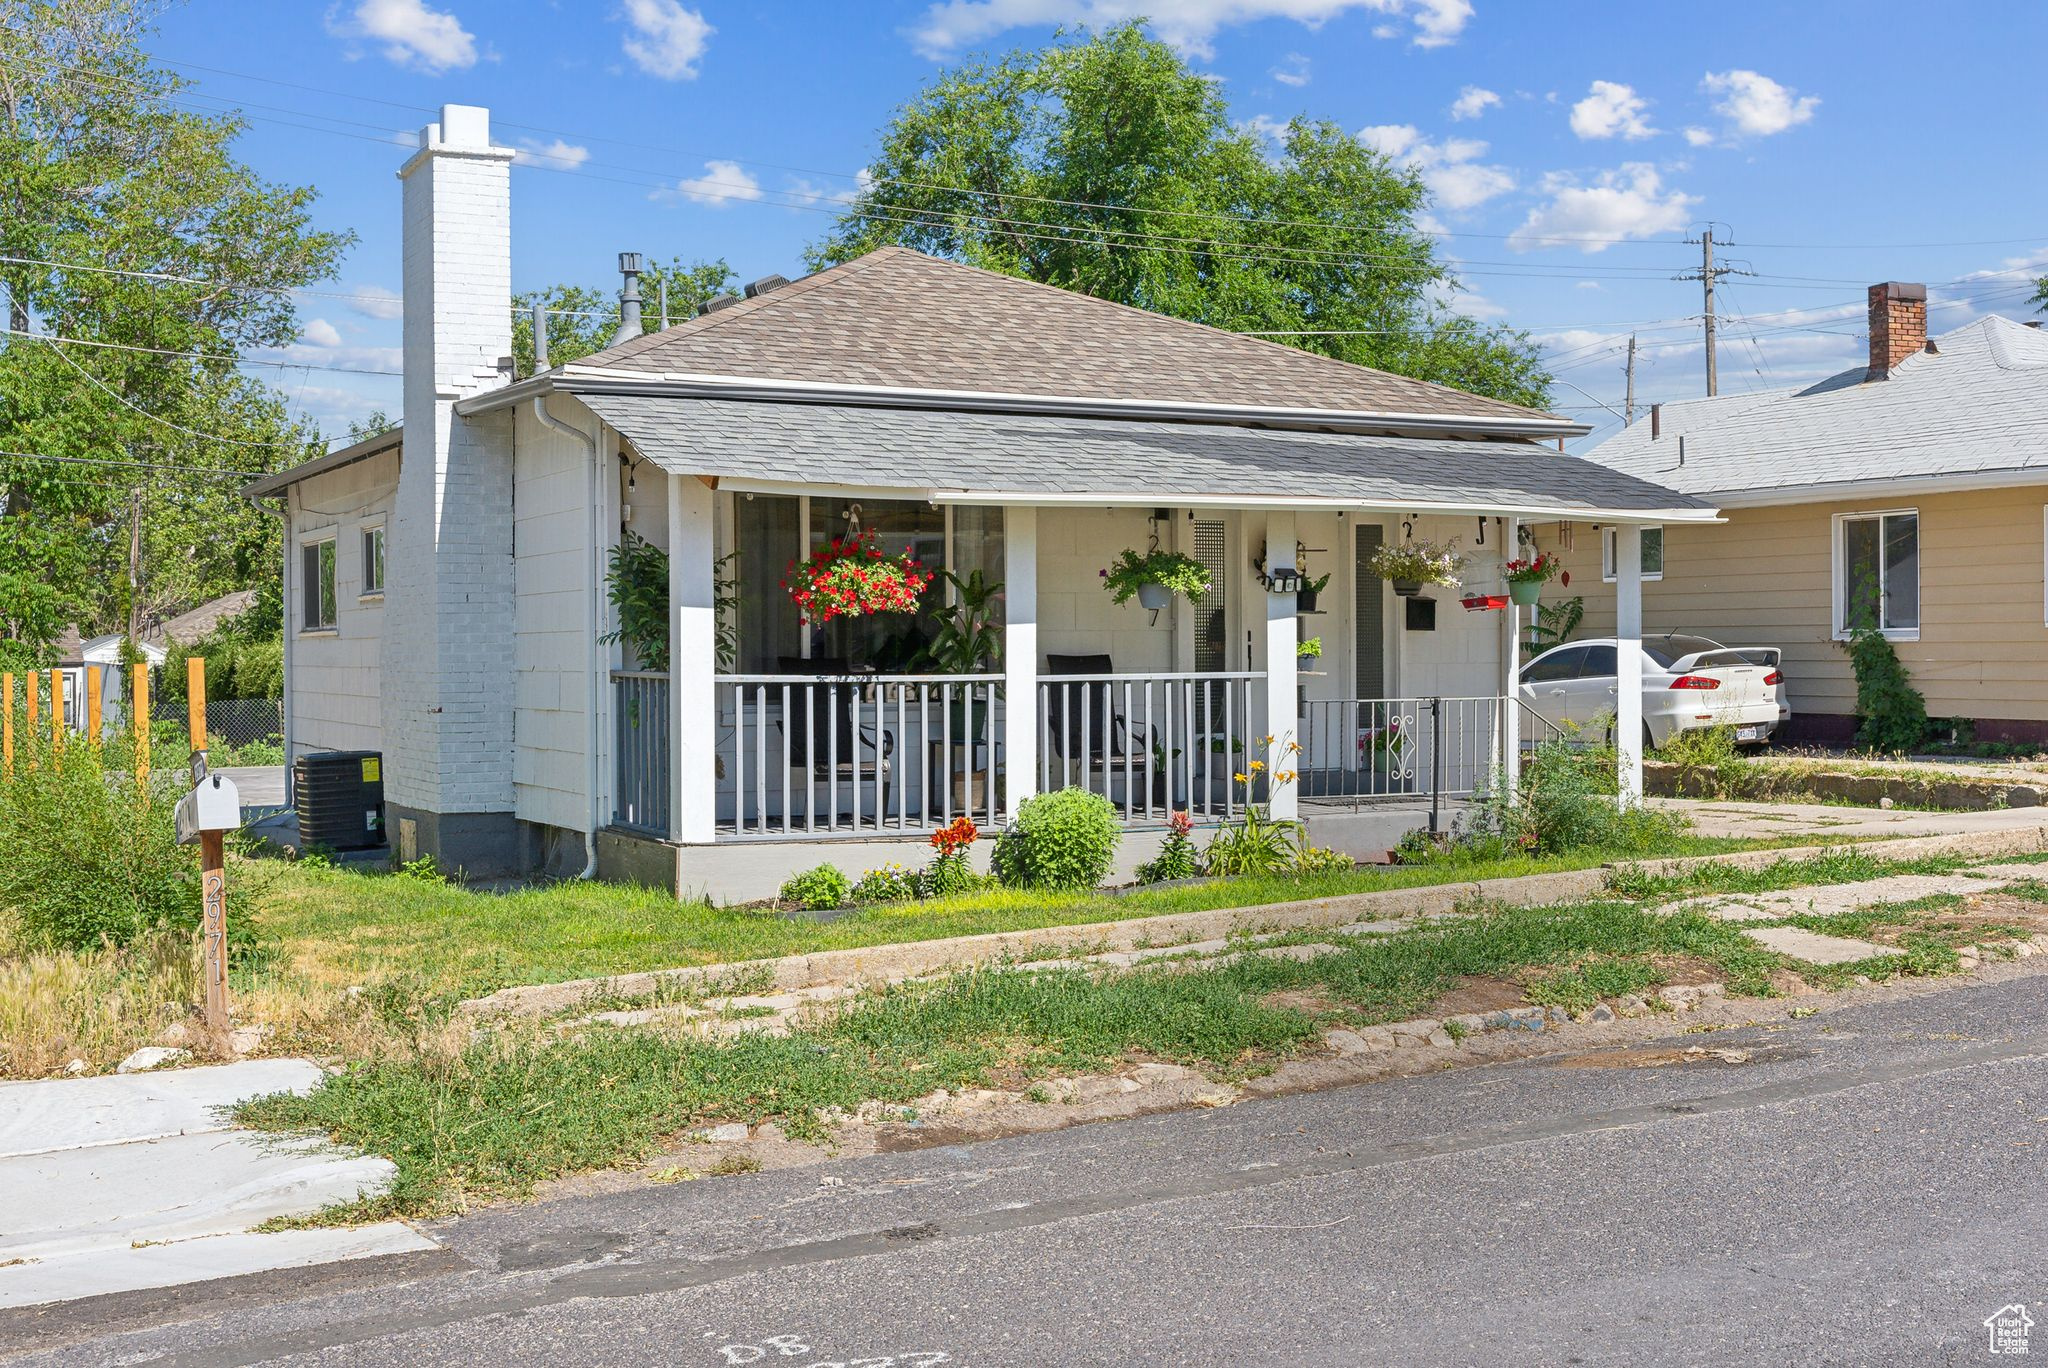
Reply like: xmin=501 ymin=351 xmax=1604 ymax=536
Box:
xmin=1585 ymin=315 xmax=2048 ymax=501
xmin=580 ymin=394 xmax=1710 ymax=522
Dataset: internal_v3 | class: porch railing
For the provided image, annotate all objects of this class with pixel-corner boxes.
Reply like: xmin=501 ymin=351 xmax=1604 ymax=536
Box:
xmin=612 ymin=670 xmax=671 ymax=837
xmin=717 ymin=673 xmax=1004 ymax=838
xmin=1036 ymin=671 xmax=1261 ymax=822
xmin=1296 ymin=695 xmax=1567 ymax=829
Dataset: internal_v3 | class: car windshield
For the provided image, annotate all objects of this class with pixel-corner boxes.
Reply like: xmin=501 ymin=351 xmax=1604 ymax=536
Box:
xmin=1643 ymin=634 xmax=1722 ymax=668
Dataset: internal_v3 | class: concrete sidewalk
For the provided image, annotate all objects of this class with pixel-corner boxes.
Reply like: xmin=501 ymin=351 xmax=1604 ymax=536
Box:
xmin=0 ymin=1060 xmax=435 ymax=1309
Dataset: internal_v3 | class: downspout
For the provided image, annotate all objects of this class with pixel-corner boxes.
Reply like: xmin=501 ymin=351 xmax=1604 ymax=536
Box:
xmin=530 ymin=393 xmax=604 ymax=879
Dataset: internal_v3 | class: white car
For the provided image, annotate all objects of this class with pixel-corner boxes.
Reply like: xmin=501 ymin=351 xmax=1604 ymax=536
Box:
xmin=1518 ymin=633 xmax=1789 ymax=750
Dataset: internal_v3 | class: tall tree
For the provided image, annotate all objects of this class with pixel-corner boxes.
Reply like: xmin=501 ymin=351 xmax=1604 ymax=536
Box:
xmin=511 ymin=257 xmax=736 ymax=377
xmin=0 ymin=0 xmax=348 ymax=655
xmin=812 ymin=23 xmax=1550 ymax=409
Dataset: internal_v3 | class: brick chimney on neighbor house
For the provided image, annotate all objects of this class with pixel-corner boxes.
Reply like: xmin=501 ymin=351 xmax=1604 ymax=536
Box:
xmin=1867 ymin=281 xmax=1928 ymax=380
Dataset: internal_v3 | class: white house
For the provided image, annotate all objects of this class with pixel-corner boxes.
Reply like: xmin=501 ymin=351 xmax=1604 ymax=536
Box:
xmin=245 ymin=105 xmax=1705 ymax=897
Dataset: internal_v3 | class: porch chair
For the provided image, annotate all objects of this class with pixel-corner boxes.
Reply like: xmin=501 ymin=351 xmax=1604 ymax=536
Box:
xmin=775 ymin=657 xmax=894 ymax=825
xmin=1041 ymin=654 xmax=1154 ymax=799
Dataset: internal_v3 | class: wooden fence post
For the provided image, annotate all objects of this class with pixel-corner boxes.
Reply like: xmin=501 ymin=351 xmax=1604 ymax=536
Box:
xmin=2 ymin=671 xmax=12 ymax=775
xmin=187 ymin=656 xmax=206 ymax=760
xmin=133 ymin=660 xmax=150 ymax=788
xmin=85 ymin=668 xmax=103 ymax=745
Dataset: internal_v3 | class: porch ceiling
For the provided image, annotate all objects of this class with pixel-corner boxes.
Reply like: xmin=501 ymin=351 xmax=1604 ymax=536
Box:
xmin=579 ymin=394 xmax=1714 ymax=523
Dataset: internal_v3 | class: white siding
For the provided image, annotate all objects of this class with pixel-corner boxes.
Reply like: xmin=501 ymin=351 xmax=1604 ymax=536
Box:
xmin=287 ymin=448 xmax=398 ymax=761
xmin=511 ymin=396 xmax=599 ymax=832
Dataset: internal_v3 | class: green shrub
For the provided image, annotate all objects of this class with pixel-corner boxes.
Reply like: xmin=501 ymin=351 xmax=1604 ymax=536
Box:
xmin=1845 ymin=625 xmax=1927 ymax=752
xmin=0 ymin=733 xmax=196 ymax=951
xmin=1464 ymin=732 xmax=1689 ymax=857
xmin=991 ymin=787 xmax=1121 ymax=890
xmin=778 ymin=864 xmax=849 ymax=910
xmin=849 ymin=864 xmax=919 ymax=904
xmin=1291 ymin=843 xmax=1354 ymax=875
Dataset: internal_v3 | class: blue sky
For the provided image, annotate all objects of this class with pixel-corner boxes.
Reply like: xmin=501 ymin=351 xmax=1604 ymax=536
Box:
xmin=147 ymin=0 xmax=2048 ymax=448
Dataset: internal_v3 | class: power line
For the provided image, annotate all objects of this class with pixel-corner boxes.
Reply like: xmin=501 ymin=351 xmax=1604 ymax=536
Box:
xmin=2 ymin=327 xmax=403 ymax=377
xmin=0 ymin=450 xmax=265 ymax=478
xmin=44 ymin=340 xmax=303 ymax=448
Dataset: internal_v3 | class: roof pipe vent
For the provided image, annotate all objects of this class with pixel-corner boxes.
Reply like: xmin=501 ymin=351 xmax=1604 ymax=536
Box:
xmin=1650 ymin=403 xmax=1661 ymax=440
xmin=743 ymin=274 xmax=791 ymax=299
xmin=611 ymin=252 xmax=644 ymax=346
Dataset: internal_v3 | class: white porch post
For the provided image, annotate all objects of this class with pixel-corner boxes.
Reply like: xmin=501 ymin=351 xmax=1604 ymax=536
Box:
xmin=1003 ymin=505 xmax=1039 ymax=818
xmin=669 ymin=474 xmax=717 ymax=842
xmin=1263 ymin=511 xmax=1299 ymax=820
xmin=1614 ymin=523 xmax=1645 ymax=805
xmin=1502 ymin=517 xmax=1522 ymax=798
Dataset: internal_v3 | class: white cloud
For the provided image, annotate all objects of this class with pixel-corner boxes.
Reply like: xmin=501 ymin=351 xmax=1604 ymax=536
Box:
xmin=1509 ymin=162 xmax=1698 ymax=252
xmin=328 ymin=0 xmax=477 ymax=74
xmin=1448 ymin=85 xmax=1499 ymax=121
xmin=1574 ymin=280 xmax=1603 ymax=290
xmin=1569 ymin=80 xmax=1656 ymax=140
xmin=1358 ymin=125 xmax=1514 ymax=211
xmin=784 ymin=175 xmax=865 ymax=207
xmin=662 ymin=159 xmax=764 ymax=208
xmin=513 ymin=138 xmax=590 ymax=170
xmin=907 ymin=1 xmax=1471 ymax=62
xmin=619 ymin=0 xmax=713 ymax=80
xmin=300 ymin=318 xmax=344 ymax=348
xmin=1241 ymin=113 xmax=1293 ymax=148
xmin=1271 ymin=52 xmax=1311 ymax=86
xmin=347 ymin=284 xmax=403 ymax=321
xmin=1701 ymin=69 xmax=1818 ymax=138
xmin=1682 ymin=125 xmax=1715 ymax=147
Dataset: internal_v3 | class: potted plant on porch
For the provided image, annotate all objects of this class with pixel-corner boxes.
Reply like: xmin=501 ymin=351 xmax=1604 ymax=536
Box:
xmin=1102 ymin=548 xmax=1210 ymax=611
xmin=917 ymin=568 xmax=1002 ymax=811
xmin=1366 ymin=539 xmax=1463 ymax=597
xmin=1501 ymin=551 xmax=1561 ymax=607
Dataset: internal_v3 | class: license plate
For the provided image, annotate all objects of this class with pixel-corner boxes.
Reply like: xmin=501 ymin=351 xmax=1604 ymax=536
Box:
xmin=1735 ymin=724 xmax=1764 ymax=741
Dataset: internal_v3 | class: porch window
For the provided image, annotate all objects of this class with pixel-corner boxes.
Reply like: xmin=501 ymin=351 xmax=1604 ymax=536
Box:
xmin=1835 ymin=510 xmax=1918 ymax=639
xmin=300 ymin=536 xmax=336 ymax=631
xmin=735 ymin=494 xmax=803 ymax=672
xmin=1601 ymin=526 xmax=1664 ymax=582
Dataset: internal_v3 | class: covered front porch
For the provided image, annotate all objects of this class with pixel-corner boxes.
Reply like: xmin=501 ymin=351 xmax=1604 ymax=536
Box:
xmin=571 ymin=392 xmax=1703 ymax=884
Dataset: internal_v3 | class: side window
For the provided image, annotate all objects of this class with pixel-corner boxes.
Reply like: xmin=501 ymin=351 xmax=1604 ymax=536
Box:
xmin=361 ymin=526 xmax=386 ymax=597
xmin=1523 ymin=645 xmax=1585 ymax=684
xmin=1577 ymin=644 xmax=1618 ymax=678
xmin=1602 ymin=526 xmax=1664 ymax=581
xmin=301 ymin=537 xmax=337 ymax=631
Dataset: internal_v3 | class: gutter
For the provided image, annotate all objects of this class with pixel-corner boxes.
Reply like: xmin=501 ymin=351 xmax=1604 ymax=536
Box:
xmin=1694 ymin=465 xmax=2048 ymax=509
xmin=528 ymin=396 xmax=605 ymax=881
xmin=458 ymin=369 xmax=1593 ymax=440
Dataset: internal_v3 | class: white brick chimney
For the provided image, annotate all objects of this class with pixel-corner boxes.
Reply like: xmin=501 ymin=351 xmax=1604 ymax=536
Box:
xmin=383 ymin=104 xmax=521 ymax=869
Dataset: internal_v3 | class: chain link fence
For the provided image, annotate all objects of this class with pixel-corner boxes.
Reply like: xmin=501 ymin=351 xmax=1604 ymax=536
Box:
xmin=152 ymin=697 xmax=283 ymax=763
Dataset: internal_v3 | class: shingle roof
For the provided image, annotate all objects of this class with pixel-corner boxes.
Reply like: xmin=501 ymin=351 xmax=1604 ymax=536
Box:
xmin=1585 ymin=315 xmax=2048 ymax=498
xmin=572 ymin=246 xmax=1559 ymax=425
xmin=144 ymin=590 xmax=258 ymax=648
xmin=581 ymin=394 xmax=1709 ymax=518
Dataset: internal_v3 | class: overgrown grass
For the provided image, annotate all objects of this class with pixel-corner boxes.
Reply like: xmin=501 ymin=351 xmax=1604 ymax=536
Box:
xmin=237 ymin=894 xmax=1885 ymax=1219
xmin=1603 ymin=848 xmax=1972 ymax=903
xmin=0 ymin=925 xmax=200 ymax=1076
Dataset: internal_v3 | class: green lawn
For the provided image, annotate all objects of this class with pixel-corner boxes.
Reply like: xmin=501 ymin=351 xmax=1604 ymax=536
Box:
xmin=238 ymin=880 xmax=2021 ymax=1221
xmin=245 ymin=831 xmax=1820 ymax=1002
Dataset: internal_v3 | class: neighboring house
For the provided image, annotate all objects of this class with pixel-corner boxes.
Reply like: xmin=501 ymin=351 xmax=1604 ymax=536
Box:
xmin=41 ymin=591 xmax=257 ymax=729
xmin=1553 ymin=283 xmax=2048 ymax=745
xmin=141 ymin=588 xmax=260 ymax=653
xmin=244 ymin=105 xmax=1703 ymax=896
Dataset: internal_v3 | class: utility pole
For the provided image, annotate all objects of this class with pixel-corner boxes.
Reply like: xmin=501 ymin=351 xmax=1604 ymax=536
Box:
xmin=1677 ymin=226 xmax=1750 ymax=397
xmin=1624 ymin=332 xmax=1637 ymax=425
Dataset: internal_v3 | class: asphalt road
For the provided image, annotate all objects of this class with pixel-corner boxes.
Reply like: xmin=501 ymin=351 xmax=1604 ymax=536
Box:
xmin=12 ymin=971 xmax=2048 ymax=1367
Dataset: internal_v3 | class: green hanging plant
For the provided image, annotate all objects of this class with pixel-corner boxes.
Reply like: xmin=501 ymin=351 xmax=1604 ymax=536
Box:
xmin=600 ymin=536 xmax=741 ymax=673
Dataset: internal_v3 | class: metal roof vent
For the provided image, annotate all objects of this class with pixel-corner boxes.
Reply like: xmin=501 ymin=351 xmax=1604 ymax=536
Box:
xmin=743 ymin=274 xmax=790 ymax=299
xmin=700 ymin=294 xmax=742 ymax=315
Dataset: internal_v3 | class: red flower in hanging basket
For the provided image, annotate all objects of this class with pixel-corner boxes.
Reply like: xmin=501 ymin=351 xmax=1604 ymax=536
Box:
xmin=785 ymin=528 xmax=935 ymax=624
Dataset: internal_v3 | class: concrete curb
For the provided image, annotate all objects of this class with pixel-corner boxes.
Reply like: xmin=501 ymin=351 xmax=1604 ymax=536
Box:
xmin=1648 ymin=762 xmax=2046 ymax=813
xmin=458 ymin=821 xmax=2048 ymax=1019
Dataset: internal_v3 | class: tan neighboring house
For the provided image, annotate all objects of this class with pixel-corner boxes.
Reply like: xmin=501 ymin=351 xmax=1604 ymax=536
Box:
xmin=1551 ymin=282 xmax=2048 ymax=745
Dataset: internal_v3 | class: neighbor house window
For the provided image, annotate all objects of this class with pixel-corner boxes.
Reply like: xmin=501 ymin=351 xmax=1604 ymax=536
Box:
xmin=1602 ymin=526 xmax=1664 ymax=582
xmin=1836 ymin=510 xmax=1918 ymax=638
xmin=301 ymin=536 xmax=337 ymax=631
xmin=361 ymin=525 xmax=385 ymax=597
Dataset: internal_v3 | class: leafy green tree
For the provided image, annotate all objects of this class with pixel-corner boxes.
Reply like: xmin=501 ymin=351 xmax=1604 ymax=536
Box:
xmin=512 ymin=257 xmax=735 ymax=376
xmin=0 ymin=0 xmax=348 ymax=652
xmin=811 ymin=23 xmax=1550 ymax=408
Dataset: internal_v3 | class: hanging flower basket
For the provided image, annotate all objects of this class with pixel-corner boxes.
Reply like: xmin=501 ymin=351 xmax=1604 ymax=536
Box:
xmin=1502 ymin=552 xmax=1561 ymax=608
xmin=1368 ymin=540 xmax=1463 ymax=595
xmin=783 ymin=529 xmax=934 ymax=624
